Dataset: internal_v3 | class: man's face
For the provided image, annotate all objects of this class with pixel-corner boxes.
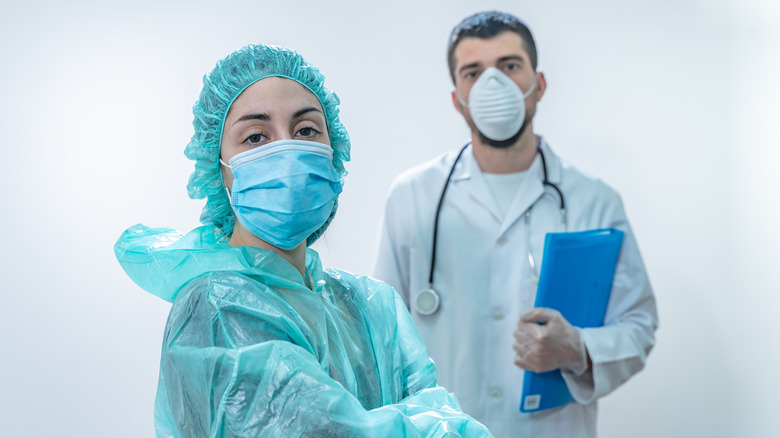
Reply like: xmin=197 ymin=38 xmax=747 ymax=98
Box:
xmin=451 ymin=31 xmax=545 ymax=135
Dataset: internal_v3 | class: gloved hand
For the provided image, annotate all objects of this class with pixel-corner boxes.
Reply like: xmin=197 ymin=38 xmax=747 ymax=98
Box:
xmin=513 ymin=307 xmax=588 ymax=374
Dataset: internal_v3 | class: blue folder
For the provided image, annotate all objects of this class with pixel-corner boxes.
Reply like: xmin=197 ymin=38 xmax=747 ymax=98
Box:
xmin=519 ymin=228 xmax=624 ymax=413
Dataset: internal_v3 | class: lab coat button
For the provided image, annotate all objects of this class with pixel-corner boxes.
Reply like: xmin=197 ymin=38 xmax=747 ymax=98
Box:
xmin=489 ymin=388 xmax=502 ymax=399
xmin=496 ymin=235 xmax=507 ymax=245
xmin=492 ymin=309 xmax=504 ymax=321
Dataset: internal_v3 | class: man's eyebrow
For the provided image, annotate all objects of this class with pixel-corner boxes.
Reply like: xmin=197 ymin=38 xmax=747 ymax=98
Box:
xmin=497 ymin=55 xmax=526 ymax=64
xmin=458 ymin=62 xmax=481 ymax=75
xmin=233 ymin=112 xmax=269 ymax=125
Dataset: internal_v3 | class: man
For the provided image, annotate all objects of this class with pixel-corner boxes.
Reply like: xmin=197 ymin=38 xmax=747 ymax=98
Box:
xmin=372 ymin=11 xmax=658 ymax=438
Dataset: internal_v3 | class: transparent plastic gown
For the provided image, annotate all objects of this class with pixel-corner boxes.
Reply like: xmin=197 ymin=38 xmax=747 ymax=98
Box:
xmin=115 ymin=224 xmax=491 ymax=437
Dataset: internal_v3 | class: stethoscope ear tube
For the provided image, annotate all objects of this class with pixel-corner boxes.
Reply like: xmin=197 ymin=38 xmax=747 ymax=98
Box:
xmin=538 ymin=143 xmax=565 ymax=211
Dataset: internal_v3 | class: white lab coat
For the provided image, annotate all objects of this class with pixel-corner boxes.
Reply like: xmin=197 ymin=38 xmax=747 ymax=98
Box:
xmin=372 ymin=139 xmax=658 ymax=438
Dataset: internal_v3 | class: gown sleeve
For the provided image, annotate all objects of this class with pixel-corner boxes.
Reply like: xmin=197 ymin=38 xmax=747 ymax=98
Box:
xmin=157 ymin=272 xmax=492 ymax=438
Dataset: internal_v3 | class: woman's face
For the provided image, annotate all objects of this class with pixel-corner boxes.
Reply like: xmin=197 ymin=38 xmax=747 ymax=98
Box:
xmin=220 ymin=77 xmax=330 ymax=188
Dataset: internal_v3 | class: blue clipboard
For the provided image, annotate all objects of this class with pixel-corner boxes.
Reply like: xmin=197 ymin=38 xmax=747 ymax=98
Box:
xmin=519 ymin=228 xmax=624 ymax=413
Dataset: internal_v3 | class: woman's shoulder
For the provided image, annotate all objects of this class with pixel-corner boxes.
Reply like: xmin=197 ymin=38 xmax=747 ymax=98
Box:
xmin=175 ymin=270 xmax=282 ymax=311
xmin=322 ymin=269 xmax=401 ymax=312
xmin=168 ymin=270 xmax=313 ymax=348
xmin=323 ymin=268 xmax=393 ymax=294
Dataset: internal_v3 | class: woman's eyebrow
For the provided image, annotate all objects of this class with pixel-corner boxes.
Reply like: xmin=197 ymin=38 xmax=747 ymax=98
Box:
xmin=293 ymin=107 xmax=323 ymax=119
xmin=234 ymin=112 xmax=270 ymax=125
xmin=232 ymin=107 xmax=323 ymax=126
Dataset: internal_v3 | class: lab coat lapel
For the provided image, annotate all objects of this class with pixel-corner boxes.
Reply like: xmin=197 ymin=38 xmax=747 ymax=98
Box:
xmin=455 ymin=149 xmax=503 ymax=223
xmin=497 ymin=138 xmax=563 ymax=237
xmin=498 ymin=155 xmax=544 ymax=237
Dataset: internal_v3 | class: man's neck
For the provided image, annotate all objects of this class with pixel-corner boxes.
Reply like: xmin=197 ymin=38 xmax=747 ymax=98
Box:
xmin=471 ymin=128 xmax=538 ymax=174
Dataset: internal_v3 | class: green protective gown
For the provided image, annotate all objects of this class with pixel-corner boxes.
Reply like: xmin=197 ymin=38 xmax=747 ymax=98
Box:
xmin=115 ymin=224 xmax=491 ymax=437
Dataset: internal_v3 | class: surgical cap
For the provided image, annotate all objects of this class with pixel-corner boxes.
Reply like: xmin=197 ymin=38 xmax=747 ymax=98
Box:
xmin=185 ymin=44 xmax=351 ymax=244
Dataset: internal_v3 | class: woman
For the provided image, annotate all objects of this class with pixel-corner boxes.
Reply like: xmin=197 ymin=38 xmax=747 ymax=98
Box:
xmin=115 ymin=44 xmax=491 ymax=437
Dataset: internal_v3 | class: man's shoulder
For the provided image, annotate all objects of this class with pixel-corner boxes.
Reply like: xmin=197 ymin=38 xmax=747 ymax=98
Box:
xmin=548 ymin=150 xmax=627 ymax=222
xmin=553 ymin=152 xmax=621 ymax=201
xmin=393 ymin=149 xmax=459 ymax=187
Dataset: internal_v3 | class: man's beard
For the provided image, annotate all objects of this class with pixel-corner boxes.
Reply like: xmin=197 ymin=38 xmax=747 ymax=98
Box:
xmin=476 ymin=114 xmax=531 ymax=148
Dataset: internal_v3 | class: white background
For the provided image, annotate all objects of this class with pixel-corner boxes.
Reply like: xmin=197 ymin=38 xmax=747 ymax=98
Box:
xmin=1 ymin=0 xmax=778 ymax=436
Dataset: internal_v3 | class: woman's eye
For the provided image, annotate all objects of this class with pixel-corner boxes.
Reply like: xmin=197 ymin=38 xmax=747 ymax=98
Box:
xmin=245 ymin=133 xmax=265 ymax=144
xmin=297 ymin=126 xmax=320 ymax=138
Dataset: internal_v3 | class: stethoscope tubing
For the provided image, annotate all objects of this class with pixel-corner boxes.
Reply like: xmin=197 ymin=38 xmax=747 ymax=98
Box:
xmin=418 ymin=141 xmax=566 ymax=315
xmin=428 ymin=143 xmax=470 ymax=285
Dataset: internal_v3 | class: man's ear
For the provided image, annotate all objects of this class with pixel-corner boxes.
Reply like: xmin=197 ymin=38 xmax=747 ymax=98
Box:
xmin=534 ymin=71 xmax=547 ymax=101
xmin=451 ymin=90 xmax=462 ymax=111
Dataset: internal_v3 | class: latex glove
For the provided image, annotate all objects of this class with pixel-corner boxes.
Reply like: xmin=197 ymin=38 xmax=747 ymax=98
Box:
xmin=513 ymin=307 xmax=587 ymax=374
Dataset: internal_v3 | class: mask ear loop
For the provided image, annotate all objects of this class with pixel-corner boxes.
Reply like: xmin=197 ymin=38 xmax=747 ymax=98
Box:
xmin=523 ymin=75 xmax=538 ymax=98
xmin=456 ymin=91 xmax=468 ymax=107
xmin=219 ymin=158 xmax=232 ymax=197
xmin=454 ymin=71 xmax=539 ymax=107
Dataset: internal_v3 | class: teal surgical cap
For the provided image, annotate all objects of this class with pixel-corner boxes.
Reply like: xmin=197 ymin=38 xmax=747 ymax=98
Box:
xmin=185 ymin=44 xmax=351 ymax=243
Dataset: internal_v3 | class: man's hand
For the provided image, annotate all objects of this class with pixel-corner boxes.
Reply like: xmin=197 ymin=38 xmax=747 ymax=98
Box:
xmin=513 ymin=308 xmax=587 ymax=374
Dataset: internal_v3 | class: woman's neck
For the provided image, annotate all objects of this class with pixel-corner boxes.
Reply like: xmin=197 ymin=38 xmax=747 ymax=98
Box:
xmin=228 ymin=222 xmax=307 ymax=278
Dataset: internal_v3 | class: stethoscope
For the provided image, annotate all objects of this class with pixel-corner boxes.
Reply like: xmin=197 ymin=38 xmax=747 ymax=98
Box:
xmin=412 ymin=140 xmax=567 ymax=316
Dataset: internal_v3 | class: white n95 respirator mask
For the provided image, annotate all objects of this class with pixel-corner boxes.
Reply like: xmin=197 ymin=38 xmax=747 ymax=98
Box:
xmin=459 ymin=67 xmax=537 ymax=142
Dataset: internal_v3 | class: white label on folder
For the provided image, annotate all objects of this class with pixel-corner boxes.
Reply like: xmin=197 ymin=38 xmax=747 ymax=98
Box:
xmin=524 ymin=394 xmax=541 ymax=411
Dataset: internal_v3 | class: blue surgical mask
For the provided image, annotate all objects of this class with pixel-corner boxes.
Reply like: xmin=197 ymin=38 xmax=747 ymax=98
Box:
xmin=221 ymin=139 xmax=342 ymax=250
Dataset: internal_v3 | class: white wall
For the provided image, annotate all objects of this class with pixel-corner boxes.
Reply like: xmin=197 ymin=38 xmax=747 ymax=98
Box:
xmin=1 ymin=1 xmax=777 ymax=436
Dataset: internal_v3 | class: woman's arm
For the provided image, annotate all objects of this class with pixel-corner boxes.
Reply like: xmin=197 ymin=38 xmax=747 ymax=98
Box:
xmin=159 ymin=273 xmax=491 ymax=438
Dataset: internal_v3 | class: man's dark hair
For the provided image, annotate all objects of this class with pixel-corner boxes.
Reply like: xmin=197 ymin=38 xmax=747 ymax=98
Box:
xmin=447 ymin=11 xmax=538 ymax=83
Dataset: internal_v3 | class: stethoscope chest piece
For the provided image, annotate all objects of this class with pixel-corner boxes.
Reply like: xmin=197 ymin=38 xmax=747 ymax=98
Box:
xmin=414 ymin=288 xmax=440 ymax=315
